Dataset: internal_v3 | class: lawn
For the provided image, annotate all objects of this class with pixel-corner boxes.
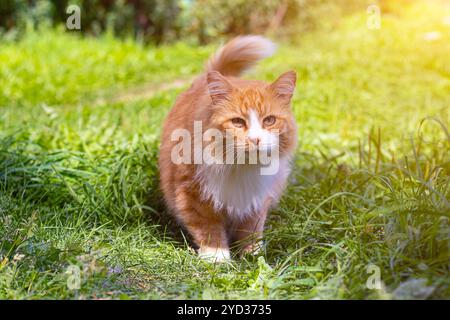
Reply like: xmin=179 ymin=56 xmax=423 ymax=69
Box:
xmin=0 ymin=1 xmax=449 ymax=299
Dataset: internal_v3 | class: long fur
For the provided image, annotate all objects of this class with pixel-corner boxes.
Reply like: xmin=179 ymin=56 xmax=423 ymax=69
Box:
xmin=206 ymin=35 xmax=276 ymax=76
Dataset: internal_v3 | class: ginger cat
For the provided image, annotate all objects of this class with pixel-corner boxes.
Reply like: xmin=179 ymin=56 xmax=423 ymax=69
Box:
xmin=159 ymin=36 xmax=297 ymax=262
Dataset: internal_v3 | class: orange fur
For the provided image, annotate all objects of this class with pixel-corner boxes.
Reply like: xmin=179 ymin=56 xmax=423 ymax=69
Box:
xmin=158 ymin=36 xmax=297 ymax=262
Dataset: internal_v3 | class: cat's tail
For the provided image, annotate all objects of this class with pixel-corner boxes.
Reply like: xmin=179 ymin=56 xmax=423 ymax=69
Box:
xmin=206 ymin=35 xmax=276 ymax=77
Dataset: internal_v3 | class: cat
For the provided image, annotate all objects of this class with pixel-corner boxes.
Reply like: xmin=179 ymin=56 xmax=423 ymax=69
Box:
xmin=158 ymin=35 xmax=297 ymax=262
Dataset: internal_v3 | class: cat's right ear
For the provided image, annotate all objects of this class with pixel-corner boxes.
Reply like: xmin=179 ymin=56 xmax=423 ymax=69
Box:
xmin=269 ymin=70 xmax=297 ymax=105
xmin=207 ymin=71 xmax=233 ymax=103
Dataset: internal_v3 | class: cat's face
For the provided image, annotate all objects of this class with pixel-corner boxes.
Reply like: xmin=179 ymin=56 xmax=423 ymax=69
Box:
xmin=207 ymin=71 xmax=298 ymax=158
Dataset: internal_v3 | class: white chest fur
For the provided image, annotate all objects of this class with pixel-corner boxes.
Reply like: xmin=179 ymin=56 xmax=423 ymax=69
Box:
xmin=194 ymin=157 xmax=291 ymax=219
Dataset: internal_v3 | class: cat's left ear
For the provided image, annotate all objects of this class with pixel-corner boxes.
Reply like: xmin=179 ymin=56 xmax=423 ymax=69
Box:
xmin=207 ymin=71 xmax=233 ymax=104
xmin=269 ymin=70 xmax=297 ymax=104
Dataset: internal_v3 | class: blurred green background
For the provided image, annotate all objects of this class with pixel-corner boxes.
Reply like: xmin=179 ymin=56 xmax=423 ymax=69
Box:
xmin=1 ymin=0 xmax=408 ymax=43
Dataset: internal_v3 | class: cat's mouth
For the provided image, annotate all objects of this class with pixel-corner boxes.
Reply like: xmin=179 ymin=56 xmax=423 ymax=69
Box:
xmin=234 ymin=143 xmax=277 ymax=153
xmin=231 ymin=144 xmax=278 ymax=164
xmin=203 ymin=142 xmax=279 ymax=165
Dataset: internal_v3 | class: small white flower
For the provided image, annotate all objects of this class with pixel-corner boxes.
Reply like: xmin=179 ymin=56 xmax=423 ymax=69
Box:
xmin=13 ymin=253 xmax=25 ymax=262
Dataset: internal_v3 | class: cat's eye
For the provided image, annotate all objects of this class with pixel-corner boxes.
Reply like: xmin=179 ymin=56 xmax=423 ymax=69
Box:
xmin=231 ymin=118 xmax=246 ymax=128
xmin=263 ymin=115 xmax=276 ymax=126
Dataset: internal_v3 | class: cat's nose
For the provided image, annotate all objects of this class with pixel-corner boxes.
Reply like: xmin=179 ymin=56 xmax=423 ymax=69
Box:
xmin=249 ymin=137 xmax=261 ymax=146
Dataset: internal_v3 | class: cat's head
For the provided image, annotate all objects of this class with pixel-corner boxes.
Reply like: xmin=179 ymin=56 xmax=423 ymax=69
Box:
xmin=206 ymin=70 xmax=298 ymax=158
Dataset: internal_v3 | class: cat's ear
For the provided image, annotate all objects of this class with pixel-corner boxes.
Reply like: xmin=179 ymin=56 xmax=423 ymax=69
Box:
xmin=269 ymin=70 xmax=297 ymax=104
xmin=207 ymin=71 xmax=233 ymax=103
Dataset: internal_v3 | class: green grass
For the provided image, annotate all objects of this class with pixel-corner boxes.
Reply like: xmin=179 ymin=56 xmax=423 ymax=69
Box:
xmin=0 ymin=1 xmax=449 ymax=299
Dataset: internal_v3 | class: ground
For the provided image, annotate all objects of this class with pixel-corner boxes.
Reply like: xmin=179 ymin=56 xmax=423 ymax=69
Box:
xmin=0 ymin=1 xmax=449 ymax=299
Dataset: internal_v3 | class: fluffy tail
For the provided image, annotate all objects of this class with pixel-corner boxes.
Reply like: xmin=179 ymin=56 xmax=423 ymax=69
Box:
xmin=206 ymin=35 xmax=276 ymax=77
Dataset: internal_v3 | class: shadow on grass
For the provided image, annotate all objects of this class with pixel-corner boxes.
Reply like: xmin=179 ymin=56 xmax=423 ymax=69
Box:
xmin=142 ymin=175 xmax=195 ymax=248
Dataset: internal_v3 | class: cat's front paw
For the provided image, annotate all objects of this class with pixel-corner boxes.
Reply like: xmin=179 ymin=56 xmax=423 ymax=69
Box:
xmin=241 ymin=241 xmax=264 ymax=256
xmin=198 ymin=247 xmax=231 ymax=263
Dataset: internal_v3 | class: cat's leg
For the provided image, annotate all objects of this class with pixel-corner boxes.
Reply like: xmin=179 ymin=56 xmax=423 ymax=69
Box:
xmin=174 ymin=189 xmax=230 ymax=262
xmin=232 ymin=197 xmax=272 ymax=255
